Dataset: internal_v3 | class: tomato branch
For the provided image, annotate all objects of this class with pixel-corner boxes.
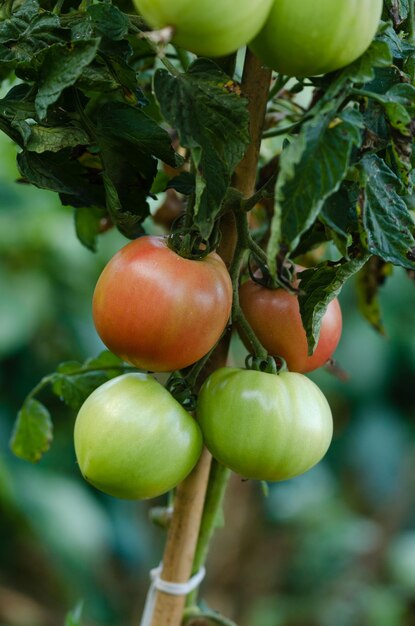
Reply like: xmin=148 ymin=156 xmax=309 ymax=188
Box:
xmin=409 ymin=0 xmax=415 ymax=43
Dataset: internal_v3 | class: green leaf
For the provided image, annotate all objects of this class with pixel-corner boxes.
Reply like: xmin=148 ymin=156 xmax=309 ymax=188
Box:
xmin=94 ymin=102 xmax=180 ymax=236
xmin=377 ymin=20 xmax=414 ymax=60
xmin=52 ymin=371 xmax=110 ymax=411
xmin=35 ymin=39 xmax=100 ymax=119
xmin=150 ymin=170 xmax=170 ymax=194
xmin=26 ymin=124 xmax=90 ymax=153
xmin=87 ymin=3 xmax=129 ymax=41
xmin=167 ymin=172 xmax=196 ymax=195
xmin=298 ymin=255 xmax=369 ymax=354
xmin=75 ymin=63 xmax=119 ymax=93
xmin=268 ymin=108 xmax=363 ymax=264
xmin=362 ymin=83 xmax=415 ymax=136
xmin=0 ymin=0 xmax=70 ymax=65
xmin=101 ymin=172 xmax=146 ymax=239
xmin=96 ymin=102 xmax=182 ymax=168
xmin=344 ymin=40 xmax=393 ymax=84
xmin=17 ymin=149 xmax=106 ymax=209
xmin=359 ymin=154 xmax=415 ymax=269
xmin=57 ymin=360 xmax=83 ymax=375
xmin=312 ymin=38 xmax=393 ymax=105
xmin=320 ymin=187 xmax=357 ymax=256
xmin=0 ymin=0 xmax=39 ymax=43
xmin=0 ymin=84 xmax=37 ymax=119
xmin=74 ymin=206 xmax=107 ymax=252
xmin=10 ymin=399 xmax=53 ymax=463
xmin=356 ymin=258 xmax=391 ymax=334
xmin=84 ymin=350 xmax=124 ymax=369
xmin=52 ymin=350 xmax=127 ymax=410
xmin=154 ymin=59 xmax=250 ymax=237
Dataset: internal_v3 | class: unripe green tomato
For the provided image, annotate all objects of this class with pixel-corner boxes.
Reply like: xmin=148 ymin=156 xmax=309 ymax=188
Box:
xmin=133 ymin=0 xmax=274 ymax=57
xmin=250 ymin=0 xmax=383 ymax=77
xmin=74 ymin=373 xmax=203 ymax=500
xmin=197 ymin=368 xmax=333 ymax=481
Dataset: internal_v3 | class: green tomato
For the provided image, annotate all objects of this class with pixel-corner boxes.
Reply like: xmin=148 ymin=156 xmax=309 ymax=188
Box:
xmin=250 ymin=0 xmax=383 ymax=77
xmin=133 ymin=0 xmax=274 ymax=57
xmin=74 ymin=373 xmax=203 ymax=500
xmin=197 ymin=368 xmax=333 ymax=481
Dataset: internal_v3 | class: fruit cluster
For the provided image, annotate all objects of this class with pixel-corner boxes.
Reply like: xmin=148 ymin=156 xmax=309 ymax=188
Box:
xmin=74 ymin=237 xmax=339 ymax=499
xmin=74 ymin=0 xmax=384 ymax=500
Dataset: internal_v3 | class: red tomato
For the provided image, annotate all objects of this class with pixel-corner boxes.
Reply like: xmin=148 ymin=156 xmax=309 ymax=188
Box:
xmin=93 ymin=236 xmax=232 ymax=372
xmin=239 ymin=271 xmax=342 ymax=373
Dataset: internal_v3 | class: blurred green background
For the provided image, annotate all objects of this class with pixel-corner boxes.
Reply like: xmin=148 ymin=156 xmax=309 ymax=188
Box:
xmin=1 ymin=119 xmax=415 ymax=626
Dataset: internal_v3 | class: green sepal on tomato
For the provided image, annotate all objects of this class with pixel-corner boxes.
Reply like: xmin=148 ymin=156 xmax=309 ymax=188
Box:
xmin=74 ymin=373 xmax=203 ymax=500
xmin=197 ymin=368 xmax=333 ymax=482
xmin=92 ymin=236 xmax=232 ymax=373
xmin=132 ymin=0 xmax=274 ymax=57
xmin=250 ymin=0 xmax=383 ymax=77
xmin=239 ymin=270 xmax=342 ymax=374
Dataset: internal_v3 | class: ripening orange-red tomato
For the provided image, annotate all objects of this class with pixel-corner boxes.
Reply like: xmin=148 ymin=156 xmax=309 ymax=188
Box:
xmin=239 ymin=270 xmax=342 ymax=373
xmin=93 ymin=236 xmax=232 ymax=372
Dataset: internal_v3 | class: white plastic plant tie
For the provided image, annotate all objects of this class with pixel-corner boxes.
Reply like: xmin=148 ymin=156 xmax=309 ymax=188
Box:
xmin=140 ymin=563 xmax=206 ymax=626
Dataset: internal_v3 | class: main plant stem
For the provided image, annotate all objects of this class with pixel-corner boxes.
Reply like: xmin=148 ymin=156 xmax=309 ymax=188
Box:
xmin=148 ymin=49 xmax=272 ymax=626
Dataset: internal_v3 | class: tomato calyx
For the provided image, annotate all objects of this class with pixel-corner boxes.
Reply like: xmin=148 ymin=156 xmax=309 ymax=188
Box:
xmin=245 ymin=354 xmax=287 ymax=375
xmin=248 ymin=253 xmax=299 ymax=295
xmin=167 ymin=218 xmax=221 ymax=261
xmin=166 ymin=372 xmax=197 ymax=411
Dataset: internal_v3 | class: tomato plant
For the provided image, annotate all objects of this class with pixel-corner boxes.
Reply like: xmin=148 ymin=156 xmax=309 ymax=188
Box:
xmin=92 ymin=236 xmax=232 ymax=372
xmin=239 ymin=273 xmax=342 ymax=373
xmin=5 ymin=0 xmax=415 ymax=623
xmin=74 ymin=373 xmax=203 ymax=499
xmin=197 ymin=367 xmax=333 ymax=481
xmin=133 ymin=0 xmax=274 ymax=57
xmin=250 ymin=0 xmax=383 ymax=76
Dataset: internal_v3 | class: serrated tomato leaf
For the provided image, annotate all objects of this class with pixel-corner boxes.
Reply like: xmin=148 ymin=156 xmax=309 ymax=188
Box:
xmin=35 ymin=39 xmax=100 ymax=119
xmin=10 ymin=399 xmax=53 ymax=463
xmin=359 ymin=154 xmax=415 ymax=269
xmin=95 ymin=102 xmax=183 ymax=169
xmin=84 ymin=350 xmax=124 ymax=369
xmin=154 ymin=59 xmax=250 ymax=238
xmin=268 ymin=108 xmax=363 ymax=266
xmin=52 ymin=371 xmax=110 ymax=410
xmin=52 ymin=350 xmax=126 ymax=410
xmin=298 ymin=255 xmax=369 ymax=354
xmin=87 ymin=4 xmax=129 ymax=41
xmin=356 ymin=258 xmax=391 ymax=334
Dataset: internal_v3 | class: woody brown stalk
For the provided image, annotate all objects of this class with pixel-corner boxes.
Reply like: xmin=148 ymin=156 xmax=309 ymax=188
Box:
xmin=149 ymin=49 xmax=272 ymax=626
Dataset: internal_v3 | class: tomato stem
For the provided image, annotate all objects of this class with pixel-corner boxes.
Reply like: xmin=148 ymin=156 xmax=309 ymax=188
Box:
xmin=409 ymin=0 xmax=415 ymax=43
xmin=24 ymin=363 xmax=137 ymax=405
xmin=185 ymin=346 xmax=217 ymax=389
xmin=267 ymin=72 xmax=292 ymax=101
xmin=228 ymin=211 xmax=269 ymax=360
xmin=186 ymin=460 xmax=231 ymax=607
